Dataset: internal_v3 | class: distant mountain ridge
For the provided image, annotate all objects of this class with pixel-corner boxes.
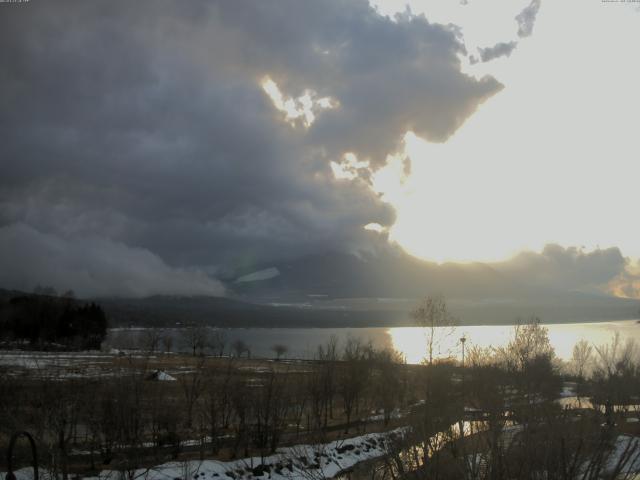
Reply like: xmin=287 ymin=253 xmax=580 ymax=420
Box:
xmin=227 ymin=250 xmax=640 ymax=325
xmin=230 ymin=250 xmax=626 ymax=302
xmin=230 ymin=251 xmax=517 ymax=300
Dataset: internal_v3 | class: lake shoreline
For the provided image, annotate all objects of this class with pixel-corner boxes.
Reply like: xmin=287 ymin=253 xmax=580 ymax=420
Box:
xmin=109 ymin=316 xmax=639 ymax=330
xmin=103 ymin=319 xmax=640 ymax=364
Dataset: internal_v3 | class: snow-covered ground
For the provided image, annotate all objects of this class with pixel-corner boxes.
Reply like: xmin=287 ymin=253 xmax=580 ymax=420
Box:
xmin=147 ymin=370 xmax=177 ymax=381
xmin=6 ymin=429 xmax=640 ymax=480
xmin=3 ymin=429 xmax=405 ymax=480
xmin=603 ymin=436 xmax=640 ymax=476
xmin=0 ymin=350 xmax=184 ymax=379
xmin=0 ymin=350 xmax=119 ymax=379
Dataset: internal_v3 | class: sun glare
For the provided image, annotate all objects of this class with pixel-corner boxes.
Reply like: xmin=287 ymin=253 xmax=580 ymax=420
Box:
xmin=364 ymin=222 xmax=385 ymax=233
xmin=330 ymin=152 xmax=370 ymax=181
xmin=364 ymin=1 xmax=640 ymax=265
xmin=261 ymin=76 xmax=337 ymax=127
xmin=387 ymin=321 xmax=635 ymax=364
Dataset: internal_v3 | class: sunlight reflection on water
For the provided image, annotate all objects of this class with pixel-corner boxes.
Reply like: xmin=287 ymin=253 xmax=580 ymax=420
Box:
xmin=388 ymin=320 xmax=640 ymax=364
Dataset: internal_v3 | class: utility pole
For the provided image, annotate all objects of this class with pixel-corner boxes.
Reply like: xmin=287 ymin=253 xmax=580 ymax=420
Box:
xmin=459 ymin=335 xmax=467 ymax=442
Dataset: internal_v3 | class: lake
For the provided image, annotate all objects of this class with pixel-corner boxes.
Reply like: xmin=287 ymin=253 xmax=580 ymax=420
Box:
xmin=106 ymin=319 xmax=640 ymax=364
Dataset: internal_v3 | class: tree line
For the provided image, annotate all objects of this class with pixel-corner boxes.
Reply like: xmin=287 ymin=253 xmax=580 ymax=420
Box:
xmin=367 ymin=315 xmax=640 ymax=480
xmin=5 ymin=320 xmax=640 ymax=480
xmin=0 ymin=291 xmax=108 ymax=349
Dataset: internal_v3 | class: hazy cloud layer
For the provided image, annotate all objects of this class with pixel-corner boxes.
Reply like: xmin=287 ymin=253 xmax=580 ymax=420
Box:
xmin=0 ymin=224 xmax=224 ymax=298
xmin=0 ymin=0 xmax=500 ymax=296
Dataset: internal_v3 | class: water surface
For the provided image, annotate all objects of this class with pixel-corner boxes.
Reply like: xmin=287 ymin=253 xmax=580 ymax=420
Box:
xmin=107 ymin=319 xmax=640 ymax=364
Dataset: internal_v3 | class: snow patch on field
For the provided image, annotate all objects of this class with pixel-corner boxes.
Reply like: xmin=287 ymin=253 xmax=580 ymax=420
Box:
xmin=0 ymin=351 xmax=112 ymax=368
xmin=148 ymin=370 xmax=177 ymax=381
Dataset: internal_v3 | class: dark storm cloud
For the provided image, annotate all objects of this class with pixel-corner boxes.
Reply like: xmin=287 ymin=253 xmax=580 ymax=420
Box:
xmin=478 ymin=41 xmax=518 ymax=62
xmin=516 ymin=0 xmax=542 ymax=38
xmin=0 ymin=0 xmax=501 ymax=296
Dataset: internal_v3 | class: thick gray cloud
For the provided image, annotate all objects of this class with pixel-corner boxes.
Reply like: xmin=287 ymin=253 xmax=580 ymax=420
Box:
xmin=478 ymin=41 xmax=518 ymax=62
xmin=494 ymin=244 xmax=629 ymax=293
xmin=0 ymin=0 xmax=501 ymax=296
xmin=516 ymin=0 xmax=542 ymax=38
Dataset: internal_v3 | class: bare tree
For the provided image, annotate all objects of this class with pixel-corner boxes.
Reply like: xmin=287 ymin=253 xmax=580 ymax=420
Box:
xmin=232 ymin=339 xmax=250 ymax=358
xmin=496 ymin=316 xmax=553 ymax=373
xmin=593 ymin=333 xmax=638 ymax=379
xmin=102 ymin=367 xmax=149 ymax=476
xmin=466 ymin=344 xmax=496 ymax=368
xmin=39 ymin=370 xmax=83 ymax=480
xmin=338 ymin=337 xmax=371 ymax=433
xmin=148 ymin=380 xmax=180 ymax=460
xmin=179 ymin=356 xmax=207 ymax=429
xmin=411 ymin=295 xmax=457 ymax=365
xmin=372 ymin=348 xmax=406 ymax=426
xmin=202 ymin=359 xmax=236 ymax=454
xmin=209 ymin=329 xmax=227 ymax=357
xmin=592 ymin=333 xmax=639 ymax=413
xmin=142 ymin=328 xmax=162 ymax=353
xmin=162 ymin=332 xmax=174 ymax=353
xmin=230 ymin=376 xmax=251 ymax=458
xmin=249 ymin=368 xmax=290 ymax=457
xmin=272 ymin=344 xmax=288 ymax=360
xmin=315 ymin=335 xmax=339 ymax=429
xmin=289 ymin=375 xmax=309 ymax=438
xmin=182 ymin=324 xmax=210 ymax=356
xmin=570 ymin=339 xmax=593 ymax=380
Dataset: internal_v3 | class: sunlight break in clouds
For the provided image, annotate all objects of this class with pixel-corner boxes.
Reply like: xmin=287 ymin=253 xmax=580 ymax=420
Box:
xmin=262 ymin=77 xmax=338 ymax=127
xmin=330 ymin=153 xmax=371 ymax=181
xmin=362 ymin=0 xmax=640 ymax=269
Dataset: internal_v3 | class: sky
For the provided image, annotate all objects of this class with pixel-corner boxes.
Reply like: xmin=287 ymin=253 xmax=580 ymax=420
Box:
xmin=0 ymin=0 xmax=638 ymax=299
xmin=371 ymin=0 xmax=640 ymax=264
